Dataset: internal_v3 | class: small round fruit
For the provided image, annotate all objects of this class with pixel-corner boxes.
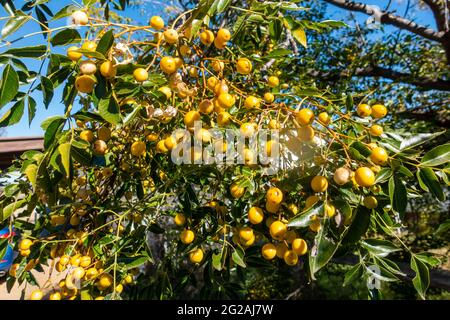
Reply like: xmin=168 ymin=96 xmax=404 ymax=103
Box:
xmin=267 ymin=76 xmax=279 ymax=87
xmin=217 ymin=93 xmax=235 ymax=109
xmin=239 ymin=226 xmax=254 ymax=241
xmin=160 ymin=56 xmax=177 ymax=74
xmin=174 ymin=213 xmax=186 ymax=226
xmin=283 ymin=250 xmax=298 ymax=266
xmin=296 ymin=108 xmax=314 ymax=126
xmin=269 ymin=221 xmax=287 ymax=241
xmin=164 ymin=136 xmax=177 ymax=150
xmin=357 ymin=104 xmax=371 ymax=117
xmin=363 ymin=196 xmax=378 ymax=209
xmin=115 ymin=284 xmax=123 ymax=293
xmin=72 ymin=267 xmax=86 ymax=280
xmin=217 ymin=112 xmax=231 ymax=126
xmin=199 ymin=30 xmax=214 ymax=45
xmin=214 ymin=82 xmax=229 ymax=96
xmin=184 ymin=110 xmax=200 ymax=128
xmin=150 ymin=16 xmax=164 ymax=30
xmin=97 ymin=126 xmax=111 ymax=142
xmin=292 ymin=238 xmax=308 ymax=256
xmin=214 ymin=37 xmax=226 ymax=49
xmin=370 ymin=125 xmax=384 ymax=137
xmin=67 ymin=46 xmax=82 ymax=61
xmin=19 ymin=239 xmax=33 ymax=251
xmin=199 ymin=99 xmax=214 ymax=114
xmin=79 ymin=60 xmax=97 ymax=75
xmin=133 ymin=68 xmax=148 ymax=82
xmin=230 ymin=183 xmax=245 ymax=198
xmin=268 ymin=119 xmax=280 ymax=130
xmin=244 ymin=95 xmax=260 ymax=109
xmin=158 ymin=86 xmax=172 ymax=99
xmin=59 ymin=255 xmax=70 ymax=266
xmin=266 ymin=187 xmax=283 ymax=205
xmin=298 ymin=125 xmax=315 ymax=141
xmin=248 ymin=207 xmax=264 ymax=224
xmin=265 ymin=201 xmax=280 ymax=214
xmin=211 ymin=60 xmax=225 ymax=72
xmin=30 ymin=289 xmax=43 ymax=300
xmin=240 ymin=122 xmax=256 ymax=137
xmin=355 ymin=167 xmax=375 ymax=187
xmin=305 ymin=195 xmax=319 ymax=208
xmin=156 ymin=140 xmax=168 ymax=153
xmin=131 ymin=141 xmax=146 ymax=157
xmin=49 ymin=292 xmax=62 ymax=300
xmin=81 ymin=41 xmax=97 ymax=54
xmin=93 ymin=140 xmax=107 ymax=155
xmin=216 ymin=28 xmax=231 ymax=42
xmin=85 ymin=267 xmax=99 ymax=280
xmin=180 ymin=45 xmax=192 ymax=57
xmin=207 ymin=77 xmax=219 ymax=90
xmin=311 ymin=176 xmax=328 ymax=193
xmin=261 ymin=243 xmax=277 ymax=260
xmin=180 ymin=229 xmax=195 ymax=244
xmin=370 ymin=147 xmax=388 ymax=165
xmin=318 ymin=112 xmax=330 ymax=125
xmin=264 ymin=92 xmax=275 ymax=103
xmin=164 ymin=29 xmax=179 ymax=44
xmin=236 ymin=58 xmax=252 ymax=75
xmin=98 ymin=274 xmax=113 ymax=289
xmin=75 ymin=75 xmax=96 ymax=93
xmin=79 ymin=256 xmax=91 ymax=268
xmin=333 ymin=167 xmax=352 ymax=185
xmin=325 ymin=204 xmax=336 ymax=217
xmin=20 ymin=249 xmax=31 ymax=257
xmin=189 ymin=248 xmax=204 ymax=264
xmin=71 ymin=10 xmax=88 ymax=25
xmin=100 ymin=60 xmax=117 ymax=78
xmin=309 ymin=215 xmax=321 ymax=232
xmin=371 ymin=104 xmax=387 ymax=119
xmin=276 ymin=242 xmax=288 ymax=259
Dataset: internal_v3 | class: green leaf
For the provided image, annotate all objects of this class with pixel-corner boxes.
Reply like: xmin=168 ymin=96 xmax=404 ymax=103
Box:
xmin=288 ymin=202 xmax=324 ymax=228
xmin=73 ymin=49 xmax=105 ymax=60
xmin=1 ymin=11 xmax=31 ymax=38
xmin=343 ymin=206 xmax=371 ymax=243
xmin=410 ymin=255 xmax=429 ymax=300
xmin=0 ymin=64 xmax=19 ymax=108
xmin=309 ymin=221 xmax=340 ymax=279
xmin=375 ymin=167 xmax=392 ymax=183
xmin=264 ymin=48 xmax=292 ymax=59
xmin=50 ymin=29 xmax=81 ymax=46
xmin=350 ymin=141 xmax=372 ymax=158
xmin=397 ymin=132 xmax=444 ymax=151
xmin=217 ymin=0 xmax=232 ymax=13
xmin=24 ymin=163 xmax=38 ymax=190
xmin=269 ymin=19 xmax=282 ymax=41
xmin=388 ymin=176 xmax=407 ymax=216
xmin=40 ymin=76 xmax=53 ymax=108
xmin=436 ymin=219 xmax=450 ymax=236
xmin=231 ymin=248 xmax=246 ymax=268
xmin=96 ymin=30 xmax=114 ymax=56
xmin=58 ymin=142 xmax=71 ymax=178
xmin=98 ymin=96 xmax=121 ymax=125
xmin=418 ymin=168 xmax=445 ymax=201
xmin=44 ymin=117 xmax=65 ymax=148
xmin=344 ymin=263 xmax=363 ymax=286
xmin=27 ymin=96 xmax=36 ymax=126
xmin=414 ymin=253 xmax=440 ymax=267
xmin=0 ymin=99 xmax=24 ymax=127
xmin=292 ymin=28 xmax=307 ymax=48
xmin=320 ymin=20 xmax=348 ymax=28
xmin=51 ymin=5 xmax=77 ymax=21
xmin=1 ymin=45 xmax=47 ymax=58
xmin=1 ymin=199 xmax=27 ymax=221
xmin=361 ymin=239 xmax=400 ymax=257
xmin=421 ymin=143 xmax=450 ymax=167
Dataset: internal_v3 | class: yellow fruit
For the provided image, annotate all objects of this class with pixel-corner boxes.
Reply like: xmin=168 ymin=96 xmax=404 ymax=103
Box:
xmin=211 ymin=60 xmax=225 ymax=72
xmin=67 ymin=46 xmax=82 ymax=61
xmin=131 ymin=141 xmax=146 ymax=157
xmin=30 ymin=289 xmax=43 ymax=300
xmin=72 ymin=267 xmax=86 ymax=280
xmin=164 ymin=136 xmax=177 ymax=150
xmin=85 ymin=267 xmax=99 ymax=280
xmin=160 ymin=56 xmax=177 ymax=74
xmin=93 ymin=139 xmax=107 ymax=155
xmin=115 ymin=284 xmax=123 ymax=293
xmin=333 ymin=167 xmax=352 ymax=185
xmin=124 ymin=274 xmax=133 ymax=284
xmin=71 ymin=10 xmax=88 ymax=25
xmin=244 ymin=95 xmax=260 ymax=109
xmin=69 ymin=215 xmax=80 ymax=225
xmin=363 ymin=196 xmax=378 ymax=209
xmin=236 ymin=58 xmax=252 ymax=75
xmin=325 ymin=203 xmax=336 ymax=217
xmin=287 ymin=203 xmax=299 ymax=215
xmin=292 ymin=238 xmax=308 ymax=256
xmin=158 ymin=86 xmax=172 ymax=99
xmin=49 ymin=292 xmax=62 ymax=300
xmin=164 ymin=29 xmax=179 ymax=44
xmin=98 ymin=274 xmax=113 ymax=289
xmin=309 ymin=215 xmax=321 ymax=232
xmin=298 ymin=125 xmax=315 ymax=141
xmin=267 ymin=76 xmax=279 ymax=87
xmin=305 ymin=195 xmax=319 ymax=208
xmin=371 ymin=104 xmax=387 ymax=119
xmin=241 ymin=233 xmax=255 ymax=247
xmin=97 ymin=127 xmax=111 ymax=142
xmin=81 ymin=41 xmax=97 ymax=56
xmin=357 ymin=104 xmax=372 ymax=117
xmin=230 ymin=183 xmax=245 ymax=198
xmin=207 ymin=77 xmax=219 ymax=90
xmin=269 ymin=221 xmax=287 ymax=241
xmin=184 ymin=110 xmax=201 ymax=128
xmin=268 ymin=119 xmax=280 ymax=130
xmin=180 ymin=45 xmax=192 ymax=57
xmin=248 ymin=207 xmax=264 ymax=224
xmin=370 ymin=125 xmax=384 ymax=136
xmin=69 ymin=254 xmax=81 ymax=267
xmin=240 ymin=122 xmax=256 ymax=137
xmin=283 ymin=250 xmax=298 ymax=266
xmin=155 ymin=140 xmax=168 ymax=153
xmin=189 ymin=248 xmax=204 ymax=263
xmin=354 ymin=167 xmax=375 ymax=187
xmin=266 ymin=187 xmax=283 ymax=205
xmin=217 ymin=111 xmax=231 ymax=126
xmin=370 ymin=147 xmax=388 ymax=165
xmin=133 ymin=68 xmax=148 ymax=82
xmin=265 ymin=140 xmax=277 ymax=157
xmin=79 ymin=256 xmax=91 ymax=268
xmin=174 ymin=213 xmax=186 ymax=226
xmin=199 ymin=99 xmax=214 ymax=114
xmin=296 ymin=108 xmax=314 ymax=126
xmin=79 ymin=60 xmax=97 ymax=75
xmin=239 ymin=226 xmax=254 ymax=241
xmin=216 ymin=28 xmax=231 ymax=42
xmin=265 ymin=201 xmax=280 ymax=214
xmin=214 ymin=37 xmax=227 ymax=49
xmin=275 ymin=242 xmax=288 ymax=259
xmin=150 ymin=16 xmax=164 ymax=30
xmin=261 ymin=243 xmax=277 ymax=260
xmin=180 ymin=229 xmax=195 ymax=244
xmin=264 ymin=92 xmax=275 ymax=103
xmin=318 ymin=112 xmax=330 ymax=125
xmin=188 ymin=66 xmax=197 ymax=77
xmin=214 ymin=82 xmax=229 ymax=96
xmin=19 ymin=239 xmax=33 ymax=251
xmin=311 ymin=175 xmax=328 ymax=193
xmin=199 ymin=30 xmax=214 ymax=45
xmin=217 ymin=93 xmax=235 ymax=108
xmin=50 ymin=214 xmax=65 ymax=226
xmin=100 ymin=60 xmax=117 ymax=78
xmin=75 ymin=75 xmax=96 ymax=93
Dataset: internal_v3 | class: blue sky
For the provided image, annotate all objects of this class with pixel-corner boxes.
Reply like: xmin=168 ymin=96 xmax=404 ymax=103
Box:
xmin=0 ymin=0 xmax=436 ymax=137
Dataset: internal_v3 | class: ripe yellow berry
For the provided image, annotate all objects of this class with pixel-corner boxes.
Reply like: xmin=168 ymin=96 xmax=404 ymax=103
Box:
xmin=180 ymin=229 xmax=195 ymax=244
xmin=268 ymin=119 xmax=280 ymax=130
xmin=325 ymin=203 xmax=336 ymax=217
xmin=214 ymin=37 xmax=227 ymax=49
xmin=160 ymin=56 xmax=177 ymax=74
xmin=75 ymin=75 xmax=96 ymax=93
xmin=230 ymin=183 xmax=245 ymax=198
xmin=248 ymin=207 xmax=264 ymax=224
xmin=217 ymin=93 xmax=235 ymax=108
xmin=371 ymin=104 xmax=387 ymax=119
xmin=199 ymin=29 xmax=215 ymax=45
xmin=269 ymin=221 xmax=287 ymax=241
xmin=130 ymin=141 xmax=146 ymax=157
xmin=217 ymin=111 xmax=231 ymax=126
xmin=98 ymin=273 xmax=113 ymax=289
xmin=236 ymin=58 xmax=252 ymax=75
xmin=240 ymin=122 xmax=256 ymax=137
xmin=369 ymin=124 xmax=384 ymax=136
xmin=276 ymin=242 xmax=288 ymax=259
xmin=71 ymin=10 xmax=89 ymax=25
xmin=133 ymin=68 xmax=148 ymax=82
xmin=79 ymin=256 xmax=91 ymax=268
xmin=239 ymin=226 xmax=254 ymax=241
xmin=363 ymin=196 xmax=378 ymax=209
xmin=81 ymin=41 xmax=97 ymax=57
xmin=261 ymin=243 xmax=277 ymax=260
xmin=309 ymin=215 xmax=321 ymax=232
xmin=49 ymin=292 xmax=62 ymax=300
xmin=85 ymin=267 xmax=99 ymax=280
xmin=174 ymin=213 xmax=186 ymax=226
xmin=211 ymin=60 xmax=225 ymax=72
xmin=311 ymin=176 xmax=328 ymax=193
xmin=164 ymin=136 xmax=177 ymax=150
xmin=189 ymin=248 xmax=204 ymax=264
xmin=318 ymin=112 xmax=330 ymax=125
xmin=93 ymin=139 xmax=107 ymax=155
xmin=207 ymin=77 xmax=219 ymax=90
xmin=292 ymin=238 xmax=308 ymax=256
xmin=267 ymin=76 xmax=279 ymax=87
xmin=97 ymin=126 xmax=111 ymax=142
xmin=164 ymin=29 xmax=179 ymax=44
xmin=30 ymin=289 xmax=43 ymax=300
xmin=67 ymin=46 xmax=82 ymax=61
xmin=19 ymin=239 xmax=33 ymax=251
xmin=305 ymin=195 xmax=319 ymax=208
xmin=283 ymin=250 xmax=298 ymax=266
xmin=296 ymin=108 xmax=314 ymax=126
xmin=370 ymin=147 xmax=388 ymax=165
xmin=150 ymin=16 xmax=164 ymax=30
xmin=184 ymin=110 xmax=201 ymax=128
xmin=298 ymin=125 xmax=315 ymax=142
xmin=216 ymin=28 xmax=231 ymax=42
xmin=264 ymin=92 xmax=275 ymax=103
xmin=266 ymin=187 xmax=283 ymax=205
xmin=265 ymin=201 xmax=280 ymax=214
xmin=198 ymin=99 xmax=214 ymax=114
xmin=355 ymin=167 xmax=375 ymax=187
xmin=180 ymin=45 xmax=192 ymax=57
xmin=100 ymin=60 xmax=117 ymax=78
xmin=244 ymin=95 xmax=260 ymax=109
xmin=357 ymin=104 xmax=371 ymax=117
xmin=334 ymin=167 xmax=352 ymax=185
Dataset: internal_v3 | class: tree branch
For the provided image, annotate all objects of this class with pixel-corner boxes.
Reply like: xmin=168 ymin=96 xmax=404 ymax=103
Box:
xmin=422 ymin=0 xmax=448 ymax=32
